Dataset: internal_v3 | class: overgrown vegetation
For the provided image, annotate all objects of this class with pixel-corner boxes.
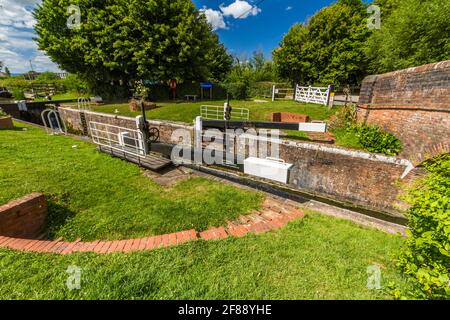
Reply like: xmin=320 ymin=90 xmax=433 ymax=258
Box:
xmin=353 ymin=125 xmax=402 ymax=156
xmin=397 ymin=154 xmax=450 ymax=299
xmin=329 ymin=104 xmax=402 ymax=155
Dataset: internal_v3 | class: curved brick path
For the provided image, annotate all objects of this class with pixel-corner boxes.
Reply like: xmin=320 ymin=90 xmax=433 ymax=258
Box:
xmin=0 ymin=198 xmax=304 ymax=255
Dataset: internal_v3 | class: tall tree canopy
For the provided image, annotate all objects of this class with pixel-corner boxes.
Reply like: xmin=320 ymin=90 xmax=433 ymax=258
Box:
xmin=365 ymin=0 xmax=450 ymax=73
xmin=273 ymin=0 xmax=369 ymax=86
xmin=34 ymin=0 xmax=232 ymax=95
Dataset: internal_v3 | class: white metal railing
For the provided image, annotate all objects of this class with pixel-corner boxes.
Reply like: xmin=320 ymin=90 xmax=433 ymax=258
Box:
xmin=77 ymin=97 xmax=91 ymax=110
xmin=41 ymin=109 xmax=67 ymax=135
xmin=89 ymin=121 xmax=146 ymax=157
xmin=295 ymin=85 xmax=330 ymax=105
xmin=200 ymin=105 xmax=250 ymax=120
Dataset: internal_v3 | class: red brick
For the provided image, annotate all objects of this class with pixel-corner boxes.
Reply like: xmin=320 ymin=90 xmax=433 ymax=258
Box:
xmin=161 ymin=234 xmax=171 ymax=247
xmin=123 ymin=240 xmax=134 ymax=252
xmin=168 ymin=233 xmax=177 ymax=246
xmin=145 ymin=237 xmax=156 ymax=250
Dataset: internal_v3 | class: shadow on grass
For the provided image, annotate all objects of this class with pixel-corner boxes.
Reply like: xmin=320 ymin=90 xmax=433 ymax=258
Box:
xmin=45 ymin=197 xmax=78 ymax=240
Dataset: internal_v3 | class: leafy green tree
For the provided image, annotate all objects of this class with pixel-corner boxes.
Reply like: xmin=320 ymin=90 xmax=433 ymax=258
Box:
xmin=206 ymin=36 xmax=233 ymax=82
xmin=4 ymin=67 xmax=11 ymax=77
xmin=34 ymin=0 xmax=231 ymax=97
xmin=273 ymin=0 xmax=369 ymax=86
xmin=366 ymin=0 xmax=450 ymax=73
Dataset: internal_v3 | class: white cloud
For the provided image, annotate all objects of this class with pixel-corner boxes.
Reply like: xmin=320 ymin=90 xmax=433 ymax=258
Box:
xmin=286 ymin=6 xmax=293 ymax=11
xmin=0 ymin=0 xmax=40 ymax=28
xmin=0 ymin=0 xmax=63 ymax=73
xmin=200 ymin=8 xmax=227 ymax=31
xmin=220 ymin=0 xmax=261 ymax=19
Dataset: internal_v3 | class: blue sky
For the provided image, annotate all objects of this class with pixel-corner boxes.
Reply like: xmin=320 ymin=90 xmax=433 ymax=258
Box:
xmin=0 ymin=0 xmax=339 ymax=73
xmin=194 ymin=0 xmax=336 ymax=59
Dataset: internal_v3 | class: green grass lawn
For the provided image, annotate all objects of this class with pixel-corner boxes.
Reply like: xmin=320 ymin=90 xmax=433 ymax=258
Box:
xmin=0 ymin=214 xmax=410 ymax=300
xmin=0 ymin=122 xmax=263 ymax=241
xmin=88 ymin=99 xmax=338 ymax=124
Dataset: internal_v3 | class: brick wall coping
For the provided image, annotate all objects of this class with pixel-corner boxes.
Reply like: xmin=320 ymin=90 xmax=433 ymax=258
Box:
xmin=0 ymin=198 xmax=304 ymax=255
xmin=358 ymin=104 xmax=449 ymax=113
xmin=59 ymin=106 xmax=193 ymax=130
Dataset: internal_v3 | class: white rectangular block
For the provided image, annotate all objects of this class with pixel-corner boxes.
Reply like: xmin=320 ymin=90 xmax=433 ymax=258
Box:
xmin=244 ymin=157 xmax=293 ymax=184
xmin=298 ymin=122 xmax=327 ymax=132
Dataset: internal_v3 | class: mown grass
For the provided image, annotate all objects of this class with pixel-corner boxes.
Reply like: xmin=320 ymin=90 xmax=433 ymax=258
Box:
xmin=88 ymin=99 xmax=338 ymax=124
xmin=0 ymin=122 xmax=263 ymax=241
xmin=0 ymin=213 xmax=410 ymax=300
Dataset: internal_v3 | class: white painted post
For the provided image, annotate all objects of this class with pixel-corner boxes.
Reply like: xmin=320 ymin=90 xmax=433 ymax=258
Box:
xmin=272 ymin=85 xmax=276 ymax=101
xmin=194 ymin=116 xmax=203 ymax=164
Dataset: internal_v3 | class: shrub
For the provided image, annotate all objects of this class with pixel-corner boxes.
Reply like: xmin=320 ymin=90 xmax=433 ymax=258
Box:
xmin=36 ymin=72 xmax=60 ymax=81
xmin=62 ymin=74 xmax=89 ymax=94
xmin=397 ymin=154 xmax=450 ymax=299
xmin=0 ymin=108 xmax=8 ymax=117
xmin=354 ymin=125 xmax=403 ymax=155
xmin=328 ymin=103 xmax=357 ymax=129
xmin=12 ymin=88 xmax=25 ymax=100
xmin=223 ymin=82 xmax=249 ymax=100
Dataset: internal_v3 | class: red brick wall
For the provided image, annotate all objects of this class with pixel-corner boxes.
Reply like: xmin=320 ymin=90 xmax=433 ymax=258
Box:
xmin=0 ymin=193 xmax=47 ymax=239
xmin=272 ymin=112 xmax=310 ymax=123
xmin=357 ymin=60 xmax=450 ymax=161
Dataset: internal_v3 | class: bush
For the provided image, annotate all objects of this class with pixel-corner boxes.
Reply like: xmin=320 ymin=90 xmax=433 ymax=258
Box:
xmin=223 ymin=82 xmax=249 ymax=100
xmin=397 ymin=154 xmax=450 ymax=299
xmin=328 ymin=103 xmax=358 ymax=129
xmin=0 ymin=108 xmax=8 ymax=117
xmin=12 ymin=88 xmax=25 ymax=100
xmin=354 ymin=125 xmax=403 ymax=156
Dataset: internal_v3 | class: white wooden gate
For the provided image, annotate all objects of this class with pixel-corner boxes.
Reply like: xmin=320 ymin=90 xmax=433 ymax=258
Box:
xmin=295 ymin=85 xmax=331 ymax=105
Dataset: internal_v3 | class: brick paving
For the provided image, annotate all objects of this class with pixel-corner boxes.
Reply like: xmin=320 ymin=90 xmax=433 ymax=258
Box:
xmin=0 ymin=197 xmax=304 ymax=255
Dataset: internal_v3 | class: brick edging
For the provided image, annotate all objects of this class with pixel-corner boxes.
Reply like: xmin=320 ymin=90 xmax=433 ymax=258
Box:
xmin=0 ymin=198 xmax=304 ymax=255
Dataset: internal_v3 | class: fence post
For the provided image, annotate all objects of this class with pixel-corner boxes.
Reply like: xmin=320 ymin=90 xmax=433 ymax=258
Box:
xmin=272 ymin=85 xmax=276 ymax=102
xmin=326 ymin=84 xmax=335 ymax=109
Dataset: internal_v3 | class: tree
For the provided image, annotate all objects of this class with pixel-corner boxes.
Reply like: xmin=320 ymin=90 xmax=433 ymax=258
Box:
xmin=365 ymin=0 xmax=450 ymax=73
xmin=4 ymin=67 xmax=11 ymax=77
xmin=34 ymin=0 xmax=231 ymax=96
xmin=0 ymin=61 xmax=3 ymax=72
xmin=205 ymin=35 xmax=233 ymax=82
xmin=273 ymin=0 xmax=370 ymax=86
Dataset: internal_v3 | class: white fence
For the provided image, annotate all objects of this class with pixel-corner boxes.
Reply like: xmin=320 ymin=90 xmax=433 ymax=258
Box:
xmin=295 ymin=85 xmax=331 ymax=106
xmin=200 ymin=105 xmax=250 ymax=120
xmin=89 ymin=121 xmax=146 ymax=157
